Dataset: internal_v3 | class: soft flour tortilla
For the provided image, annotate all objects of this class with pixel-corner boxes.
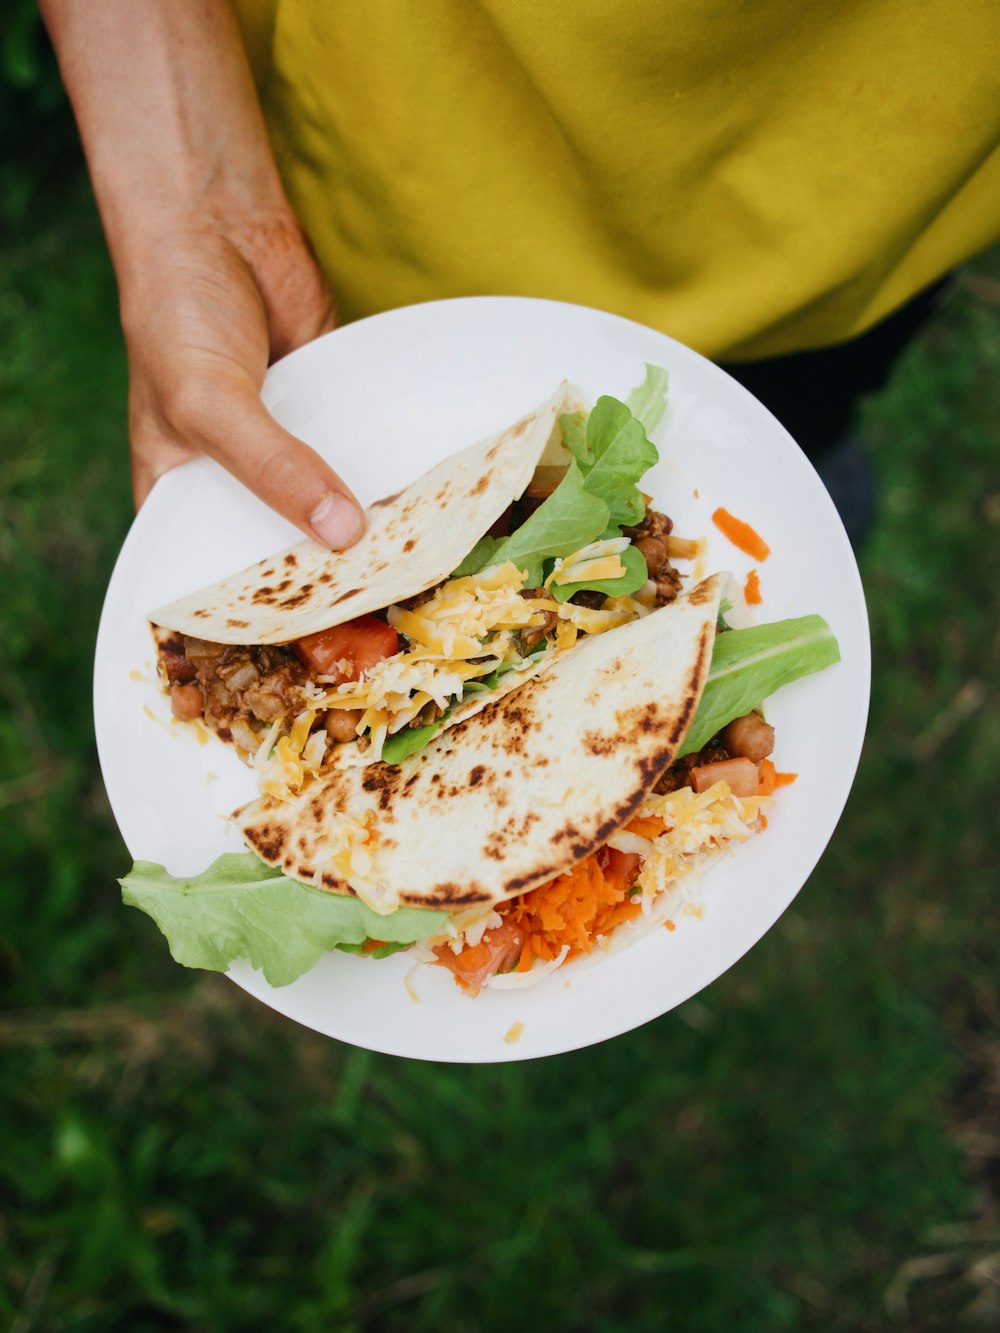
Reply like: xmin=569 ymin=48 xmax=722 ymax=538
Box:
xmin=149 ymin=386 xmax=569 ymax=644
xmin=237 ymin=575 xmax=723 ymax=914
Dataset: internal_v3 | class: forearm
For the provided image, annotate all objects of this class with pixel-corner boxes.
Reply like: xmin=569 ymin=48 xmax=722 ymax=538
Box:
xmin=40 ymin=0 xmax=290 ymax=282
xmin=40 ymin=1 xmax=356 ymax=545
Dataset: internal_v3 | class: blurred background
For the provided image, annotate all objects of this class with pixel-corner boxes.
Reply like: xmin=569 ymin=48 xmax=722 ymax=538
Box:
xmin=1 ymin=9 xmax=998 ymax=1330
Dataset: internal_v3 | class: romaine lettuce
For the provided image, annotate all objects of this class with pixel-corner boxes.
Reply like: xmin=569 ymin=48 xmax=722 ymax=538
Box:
xmin=677 ymin=615 xmax=841 ymax=757
xmin=121 ymin=854 xmax=446 ymax=987
xmin=457 ymin=368 xmax=668 ymax=594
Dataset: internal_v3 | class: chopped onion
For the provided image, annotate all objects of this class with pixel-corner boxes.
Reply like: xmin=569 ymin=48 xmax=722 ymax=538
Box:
xmin=606 ymin=830 xmax=656 ymax=857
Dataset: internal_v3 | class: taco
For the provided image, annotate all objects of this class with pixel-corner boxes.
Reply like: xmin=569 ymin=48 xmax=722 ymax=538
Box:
xmin=148 ymin=369 xmax=697 ymax=797
xmin=122 ymin=575 xmax=840 ymax=993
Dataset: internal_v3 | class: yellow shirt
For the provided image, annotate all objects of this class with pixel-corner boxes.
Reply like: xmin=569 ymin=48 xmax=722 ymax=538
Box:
xmin=234 ymin=1 xmax=1000 ymax=359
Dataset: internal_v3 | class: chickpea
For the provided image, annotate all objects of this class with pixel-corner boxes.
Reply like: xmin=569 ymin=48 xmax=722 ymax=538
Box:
xmin=170 ymin=682 xmax=204 ymax=722
xmin=324 ymin=709 xmax=364 ymax=743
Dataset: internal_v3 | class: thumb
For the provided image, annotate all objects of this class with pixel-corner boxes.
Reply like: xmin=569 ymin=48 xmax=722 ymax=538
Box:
xmin=188 ymin=383 xmax=366 ymax=550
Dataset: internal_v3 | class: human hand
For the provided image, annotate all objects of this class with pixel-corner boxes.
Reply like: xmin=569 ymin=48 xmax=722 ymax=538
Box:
xmin=122 ymin=211 xmax=364 ymax=548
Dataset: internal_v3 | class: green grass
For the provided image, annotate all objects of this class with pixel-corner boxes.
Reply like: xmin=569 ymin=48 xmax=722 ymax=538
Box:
xmin=1 ymin=183 xmax=998 ymax=1332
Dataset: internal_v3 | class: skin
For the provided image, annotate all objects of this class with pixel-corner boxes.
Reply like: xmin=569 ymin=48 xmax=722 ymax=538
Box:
xmin=39 ymin=0 xmax=365 ymax=550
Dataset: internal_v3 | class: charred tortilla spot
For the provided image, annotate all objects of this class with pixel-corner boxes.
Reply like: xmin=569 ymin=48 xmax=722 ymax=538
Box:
xmin=284 ymin=553 xmax=298 ymax=567
xmin=318 ymin=572 xmax=332 ymax=584
xmin=193 ymin=609 xmax=208 ymax=617
xmin=244 ymin=822 xmax=288 ymax=863
xmin=613 ymin=701 xmax=663 ymax=736
xmin=276 ymin=579 xmax=292 ymax=593
xmin=470 ymin=475 xmax=489 ymax=496
xmin=225 ymin=618 xmax=249 ymax=629
xmin=251 ymin=586 xmax=275 ymax=604
xmin=297 ymin=866 xmax=313 ymax=878
xmin=406 ymin=884 xmax=490 ymax=908
xmin=582 ymin=730 xmax=616 ymax=757
xmin=370 ymin=488 xmax=404 ymax=509
xmin=484 ymin=831 xmax=505 ymax=860
xmin=687 ymin=577 xmax=716 ymax=607
xmin=504 ymin=864 xmax=557 ymax=894
xmin=332 ymin=587 xmax=361 ymax=604
xmin=468 ymin=765 xmax=486 ymax=787
xmin=360 ymin=763 xmax=403 ymax=811
xmin=403 ymin=539 xmax=415 ymax=553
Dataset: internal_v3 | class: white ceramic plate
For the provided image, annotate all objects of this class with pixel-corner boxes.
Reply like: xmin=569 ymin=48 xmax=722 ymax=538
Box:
xmin=94 ymin=296 xmax=869 ymax=1063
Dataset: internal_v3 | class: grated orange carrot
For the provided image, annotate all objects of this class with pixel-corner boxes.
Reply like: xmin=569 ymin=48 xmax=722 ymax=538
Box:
xmin=744 ymin=568 xmax=762 ymax=604
xmin=758 ymin=758 xmax=798 ymax=796
xmin=712 ymin=508 xmax=771 ymax=561
xmin=625 ymin=815 xmax=667 ymax=840
xmin=506 ymin=848 xmax=643 ymax=963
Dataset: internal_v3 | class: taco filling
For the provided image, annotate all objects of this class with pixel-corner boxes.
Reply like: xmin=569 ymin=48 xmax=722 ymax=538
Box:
xmin=155 ymin=499 xmax=692 ymax=793
xmin=150 ymin=370 xmax=696 ymax=795
xmin=429 ymin=727 xmax=785 ymax=996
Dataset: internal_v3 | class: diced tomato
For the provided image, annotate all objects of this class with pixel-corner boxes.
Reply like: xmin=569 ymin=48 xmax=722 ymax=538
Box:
xmin=602 ymin=847 xmax=641 ymax=887
xmin=433 ymin=919 xmax=527 ymax=996
xmin=293 ymin=616 xmax=400 ymax=682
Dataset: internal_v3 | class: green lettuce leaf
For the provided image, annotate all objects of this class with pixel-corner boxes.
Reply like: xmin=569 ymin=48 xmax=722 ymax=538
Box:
xmin=549 ymin=543 xmax=649 ymax=603
xmin=677 ymin=615 xmax=841 ymax=757
xmin=558 ymin=410 xmax=589 ymax=458
xmin=573 ymin=396 xmax=659 ymax=527
xmin=380 ymin=721 xmax=445 ymax=764
xmin=624 ymin=363 xmax=670 ymax=435
xmin=121 ymin=854 xmax=446 ymax=987
xmin=451 ymin=534 xmax=505 ymax=579
xmin=480 ymin=460 xmax=608 ymax=585
xmin=457 ymin=369 xmax=667 ymax=583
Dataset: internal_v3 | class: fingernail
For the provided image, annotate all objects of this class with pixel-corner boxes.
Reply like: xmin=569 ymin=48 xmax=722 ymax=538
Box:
xmin=310 ymin=492 xmax=364 ymax=549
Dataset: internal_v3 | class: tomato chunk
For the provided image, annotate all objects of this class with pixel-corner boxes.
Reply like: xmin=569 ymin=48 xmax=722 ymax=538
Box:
xmin=433 ymin=919 xmax=526 ymax=996
xmin=603 ymin=848 xmax=641 ymax=887
xmin=293 ymin=616 xmax=400 ymax=682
